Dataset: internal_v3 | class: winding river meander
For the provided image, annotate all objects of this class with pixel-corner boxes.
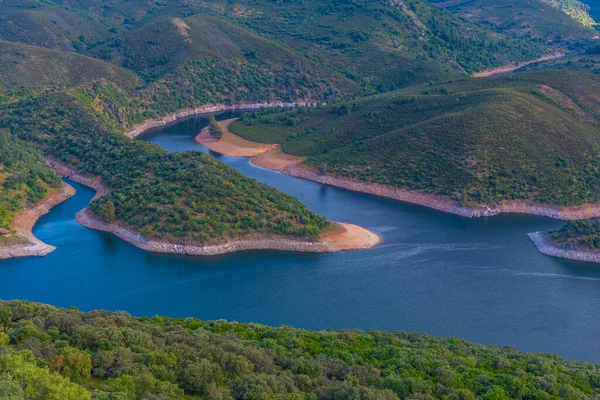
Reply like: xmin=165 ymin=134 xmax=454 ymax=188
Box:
xmin=2 ymin=114 xmax=600 ymax=362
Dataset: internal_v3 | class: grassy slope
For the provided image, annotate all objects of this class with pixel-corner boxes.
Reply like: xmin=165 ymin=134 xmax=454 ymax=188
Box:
xmin=0 ymin=40 xmax=142 ymax=96
xmin=0 ymin=300 xmax=598 ymax=400
xmin=431 ymin=0 xmax=596 ymax=42
xmin=230 ymin=70 xmax=600 ymax=207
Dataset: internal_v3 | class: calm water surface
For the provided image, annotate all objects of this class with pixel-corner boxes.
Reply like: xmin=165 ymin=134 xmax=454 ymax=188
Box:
xmin=2 ymin=115 xmax=599 ymax=362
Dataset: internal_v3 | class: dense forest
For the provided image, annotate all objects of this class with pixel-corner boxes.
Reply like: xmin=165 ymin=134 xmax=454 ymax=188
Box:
xmin=0 ymin=94 xmax=330 ymax=243
xmin=0 ymin=300 xmax=598 ymax=400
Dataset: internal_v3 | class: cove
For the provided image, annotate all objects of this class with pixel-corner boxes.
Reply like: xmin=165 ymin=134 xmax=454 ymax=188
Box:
xmin=2 ymin=115 xmax=600 ymax=363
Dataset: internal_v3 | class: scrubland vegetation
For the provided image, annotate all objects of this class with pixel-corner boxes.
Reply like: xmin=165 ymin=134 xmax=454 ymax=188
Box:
xmin=0 ymin=300 xmax=599 ymax=400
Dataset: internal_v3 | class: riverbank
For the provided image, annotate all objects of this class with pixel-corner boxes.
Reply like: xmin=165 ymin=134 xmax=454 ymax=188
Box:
xmin=77 ymin=208 xmax=379 ymax=256
xmin=527 ymin=231 xmax=600 ymax=263
xmin=197 ymin=119 xmax=600 ymax=220
xmin=48 ymin=159 xmax=379 ymax=255
xmin=126 ymin=102 xmax=312 ymax=139
xmin=0 ymin=183 xmax=75 ymax=259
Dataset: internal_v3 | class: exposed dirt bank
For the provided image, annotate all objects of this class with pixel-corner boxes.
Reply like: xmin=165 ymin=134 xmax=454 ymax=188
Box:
xmin=199 ymin=120 xmax=600 ymax=220
xmin=528 ymin=231 xmax=600 ymax=263
xmin=126 ymin=102 xmax=312 ymax=139
xmin=0 ymin=183 xmax=75 ymax=259
xmin=473 ymin=53 xmax=566 ymax=78
xmin=196 ymin=118 xmax=277 ymax=157
xmin=48 ymin=159 xmax=378 ymax=255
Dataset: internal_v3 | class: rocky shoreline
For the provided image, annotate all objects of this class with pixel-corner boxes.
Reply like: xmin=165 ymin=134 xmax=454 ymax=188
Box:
xmin=126 ymin=102 xmax=312 ymax=139
xmin=49 ymin=159 xmax=378 ymax=256
xmin=76 ymin=208 xmax=342 ymax=256
xmin=283 ymin=164 xmax=600 ymax=220
xmin=0 ymin=183 xmax=76 ymax=259
xmin=527 ymin=232 xmax=600 ymax=263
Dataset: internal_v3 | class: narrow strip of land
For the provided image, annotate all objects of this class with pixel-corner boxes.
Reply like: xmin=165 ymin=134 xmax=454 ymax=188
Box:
xmin=528 ymin=231 xmax=600 ymax=263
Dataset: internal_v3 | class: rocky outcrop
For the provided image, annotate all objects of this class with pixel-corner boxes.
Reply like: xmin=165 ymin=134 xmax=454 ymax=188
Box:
xmin=527 ymin=231 xmax=600 ymax=263
xmin=126 ymin=102 xmax=314 ymax=139
xmin=0 ymin=183 xmax=76 ymax=260
xmin=76 ymin=208 xmax=335 ymax=256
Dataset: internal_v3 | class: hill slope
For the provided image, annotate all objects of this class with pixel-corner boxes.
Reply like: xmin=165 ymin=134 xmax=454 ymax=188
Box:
xmin=0 ymin=0 xmax=555 ymax=91
xmin=431 ymin=0 xmax=597 ymax=42
xmin=229 ymin=70 xmax=600 ymax=208
xmin=0 ymin=40 xmax=142 ymax=96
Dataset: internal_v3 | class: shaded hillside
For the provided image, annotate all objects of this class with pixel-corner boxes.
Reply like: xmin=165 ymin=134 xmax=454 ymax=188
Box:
xmin=0 ymin=0 xmax=553 ymax=91
xmin=432 ymin=0 xmax=596 ymax=42
xmin=230 ymin=70 xmax=600 ymax=207
xmin=0 ymin=40 xmax=142 ymax=97
xmin=0 ymin=300 xmax=598 ymax=400
xmin=87 ymin=14 xmax=357 ymax=98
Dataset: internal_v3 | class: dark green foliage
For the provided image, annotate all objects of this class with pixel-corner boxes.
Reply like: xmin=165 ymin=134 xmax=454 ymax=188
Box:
xmin=0 ymin=300 xmax=598 ymax=400
xmin=230 ymin=70 xmax=600 ymax=207
xmin=209 ymin=116 xmax=223 ymax=139
xmin=0 ymin=132 xmax=62 ymax=231
xmin=431 ymin=0 xmax=596 ymax=42
xmin=0 ymin=94 xmax=330 ymax=243
xmin=549 ymin=219 xmax=600 ymax=249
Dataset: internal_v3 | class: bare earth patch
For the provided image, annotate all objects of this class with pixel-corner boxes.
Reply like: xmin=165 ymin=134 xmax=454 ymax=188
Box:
xmin=196 ymin=118 xmax=277 ymax=156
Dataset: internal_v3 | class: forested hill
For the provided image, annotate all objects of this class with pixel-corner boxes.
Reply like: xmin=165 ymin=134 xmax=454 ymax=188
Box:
xmin=0 ymin=300 xmax=598 ymax=400
xmin=229 ymin=70 xmax=600 ymax=208
xmin=0 ymin=0 xmax=598 ymax=243
xmin=0 ymin=0 xmax=567 ymax=93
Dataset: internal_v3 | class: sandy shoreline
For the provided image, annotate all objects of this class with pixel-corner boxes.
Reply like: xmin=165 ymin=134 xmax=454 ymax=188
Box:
xmin=0 ymin=182 xmax=76 ymax=260
xmin=197 ymin=119 xmax=600 ymax=221
xmin=528 ymin=232 xmax=600 ymax=263
xmin=48 ymin=159 xmax=379 ymax=255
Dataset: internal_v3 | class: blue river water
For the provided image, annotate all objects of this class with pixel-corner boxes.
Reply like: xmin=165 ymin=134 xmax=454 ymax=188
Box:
xmin=1 ymin=115 xmax=600 ymax=362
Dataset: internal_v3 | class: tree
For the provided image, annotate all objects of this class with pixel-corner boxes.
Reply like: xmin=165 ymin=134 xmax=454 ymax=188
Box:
xmin=209 ymin=116 xmax=223 ymax=139
xmin=0 ymin=309 xmax=11 ymax=332
xmin=96 ymin=201 xmax=116 ymax=223
xmin=50 ymin=347 xmax=92 ymax=384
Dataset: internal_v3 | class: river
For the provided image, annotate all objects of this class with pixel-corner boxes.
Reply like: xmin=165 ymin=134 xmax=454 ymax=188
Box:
xmin=1 ymin=115 xmax=599 ymax=362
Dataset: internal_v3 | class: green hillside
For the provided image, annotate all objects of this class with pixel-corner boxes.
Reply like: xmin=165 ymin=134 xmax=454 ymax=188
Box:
xmin=0 ymin=300 xmax=597 ymax=400
xmin=0 ymin=0 xmax=553 ymax=89
xmin=0 ymin=133 xmax=62 ymax=239
xmin=431 ymin=0 xmax=596 ymax=42
xmin=230 ymin=70 xmax=600 ymax=207
xmin=0 ymin=40 xmax=142 ymax=97
xmin=520 ymin=44 xmax=600 ymax=74
xmin=0 ymin=93 xmax=330 ymax=244
xmin=547 ymin=219 xmax=600 ymax=250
